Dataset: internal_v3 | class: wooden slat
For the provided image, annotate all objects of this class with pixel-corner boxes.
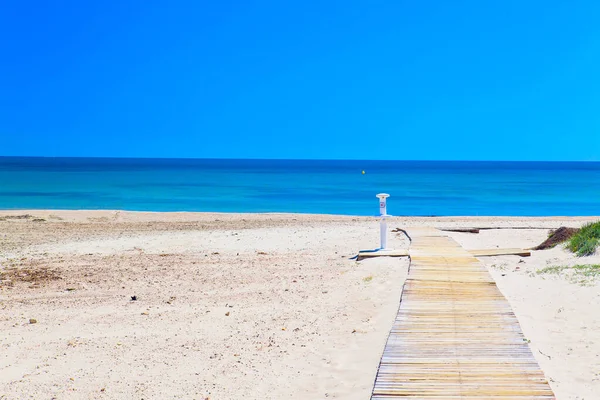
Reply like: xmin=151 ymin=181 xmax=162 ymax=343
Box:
xmin=357 ymin=249 xmax=409 ymax=260
xmin=469 ymin=248 xmax=531 ymax=257
xmin=441 ymin=228 xmax=481 ymax=233
xmin=370 ymin=228 xmax=555 ymax=399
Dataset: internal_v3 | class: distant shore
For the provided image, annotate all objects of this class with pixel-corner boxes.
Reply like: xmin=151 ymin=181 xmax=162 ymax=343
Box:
xmin=1 ymin=210 xmax=599 ymax=399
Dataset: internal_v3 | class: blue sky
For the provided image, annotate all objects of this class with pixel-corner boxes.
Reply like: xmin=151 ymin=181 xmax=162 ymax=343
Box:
xmin=1 ymin=1 xmax=599 ymax=161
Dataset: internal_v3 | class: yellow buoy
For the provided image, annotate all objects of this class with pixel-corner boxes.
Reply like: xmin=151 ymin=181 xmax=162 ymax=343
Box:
xmin=362 ymin=170 xmax=365 ymax=175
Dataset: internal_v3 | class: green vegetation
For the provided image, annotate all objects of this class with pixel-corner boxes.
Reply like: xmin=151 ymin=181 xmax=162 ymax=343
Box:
xmin=536 ymin=264 xmax=600 ymax=286
xmin=536 ymin=265 xmax=568 ymax=275
xmin=566 ymin=221 xmax=600 ymax=256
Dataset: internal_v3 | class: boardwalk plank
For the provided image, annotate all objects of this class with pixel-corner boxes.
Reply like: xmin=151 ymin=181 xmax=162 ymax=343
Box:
xmin=370 ymin=228 xmax=555 ymax=399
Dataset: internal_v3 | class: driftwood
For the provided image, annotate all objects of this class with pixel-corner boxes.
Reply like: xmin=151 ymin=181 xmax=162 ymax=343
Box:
xmin=441 ymin=228 xmax=480 ymax=234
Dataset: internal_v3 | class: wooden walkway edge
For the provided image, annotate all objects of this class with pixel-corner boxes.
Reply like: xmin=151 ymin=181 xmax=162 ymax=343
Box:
xmin=370 ymin=227 xmax=555 ymax=399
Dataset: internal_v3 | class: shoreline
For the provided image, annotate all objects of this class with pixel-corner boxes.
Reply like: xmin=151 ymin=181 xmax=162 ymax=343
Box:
xmin=1 ymin=208 xmax=598 ymax=222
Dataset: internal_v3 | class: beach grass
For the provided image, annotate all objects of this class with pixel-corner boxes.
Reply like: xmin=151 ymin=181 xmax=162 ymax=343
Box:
xmin=536 ymin=264 xmax=600 ymax=285
xmin=566 ymin=221 xmax=600 ymax=256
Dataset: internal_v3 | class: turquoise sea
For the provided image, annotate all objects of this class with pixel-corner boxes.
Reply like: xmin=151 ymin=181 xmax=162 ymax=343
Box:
xmin=0 ymin=157 xmax=598 ymax=216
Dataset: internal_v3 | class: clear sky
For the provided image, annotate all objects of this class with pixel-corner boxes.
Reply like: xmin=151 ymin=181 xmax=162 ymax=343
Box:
xmin=1 ymin=1 xmax=599 ymax=161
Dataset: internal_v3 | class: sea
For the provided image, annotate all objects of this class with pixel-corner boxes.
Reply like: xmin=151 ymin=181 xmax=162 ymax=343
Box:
xmin=0 ymin=157 xmax=598 ymax=216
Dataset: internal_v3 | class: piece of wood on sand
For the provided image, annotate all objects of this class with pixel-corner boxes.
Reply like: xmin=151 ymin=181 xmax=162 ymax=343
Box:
xmin=469 ymin=248 xmax=531 ymax=257
xmin=441 ymin=228 xmax=480 ymax=233
xmin=357 ymin=249 xmax=409 ymax=261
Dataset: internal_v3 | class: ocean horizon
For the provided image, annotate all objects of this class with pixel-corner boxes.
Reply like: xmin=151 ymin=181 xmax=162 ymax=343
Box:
xmin=0 ymin=156 xmax=599 ymax=216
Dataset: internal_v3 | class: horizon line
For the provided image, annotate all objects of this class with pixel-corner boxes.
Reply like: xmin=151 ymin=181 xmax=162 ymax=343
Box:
xmin=0 ymin=155 xmax=599 ymax=163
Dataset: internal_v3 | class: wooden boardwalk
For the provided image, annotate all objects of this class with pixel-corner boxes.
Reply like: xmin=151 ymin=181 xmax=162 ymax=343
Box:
xmin=370 ymin=227 xmax=555 ymax=399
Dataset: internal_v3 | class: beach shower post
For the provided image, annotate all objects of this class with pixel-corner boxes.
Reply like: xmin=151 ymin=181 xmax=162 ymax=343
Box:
xmin=377 ymin=193 xmax=390 ymax=250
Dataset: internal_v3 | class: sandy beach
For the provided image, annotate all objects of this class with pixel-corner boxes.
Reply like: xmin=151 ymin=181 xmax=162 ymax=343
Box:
xmin=1 ymin=210 xmax=599 ymax=399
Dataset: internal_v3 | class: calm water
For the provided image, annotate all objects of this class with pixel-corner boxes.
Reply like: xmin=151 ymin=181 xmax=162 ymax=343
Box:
xmin=0 ymin=157 xmax=598 ymax=216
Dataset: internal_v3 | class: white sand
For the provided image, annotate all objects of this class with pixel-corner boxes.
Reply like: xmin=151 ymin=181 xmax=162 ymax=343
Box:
xmin=1 ymin=211 xmax=599 ymax=399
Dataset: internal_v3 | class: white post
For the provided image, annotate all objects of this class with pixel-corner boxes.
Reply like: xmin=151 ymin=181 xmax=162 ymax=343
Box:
xmin=380 ymin=218 xmax=388 ymax=249
xmin=377 ymin=193 xmax=390 ymax=250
